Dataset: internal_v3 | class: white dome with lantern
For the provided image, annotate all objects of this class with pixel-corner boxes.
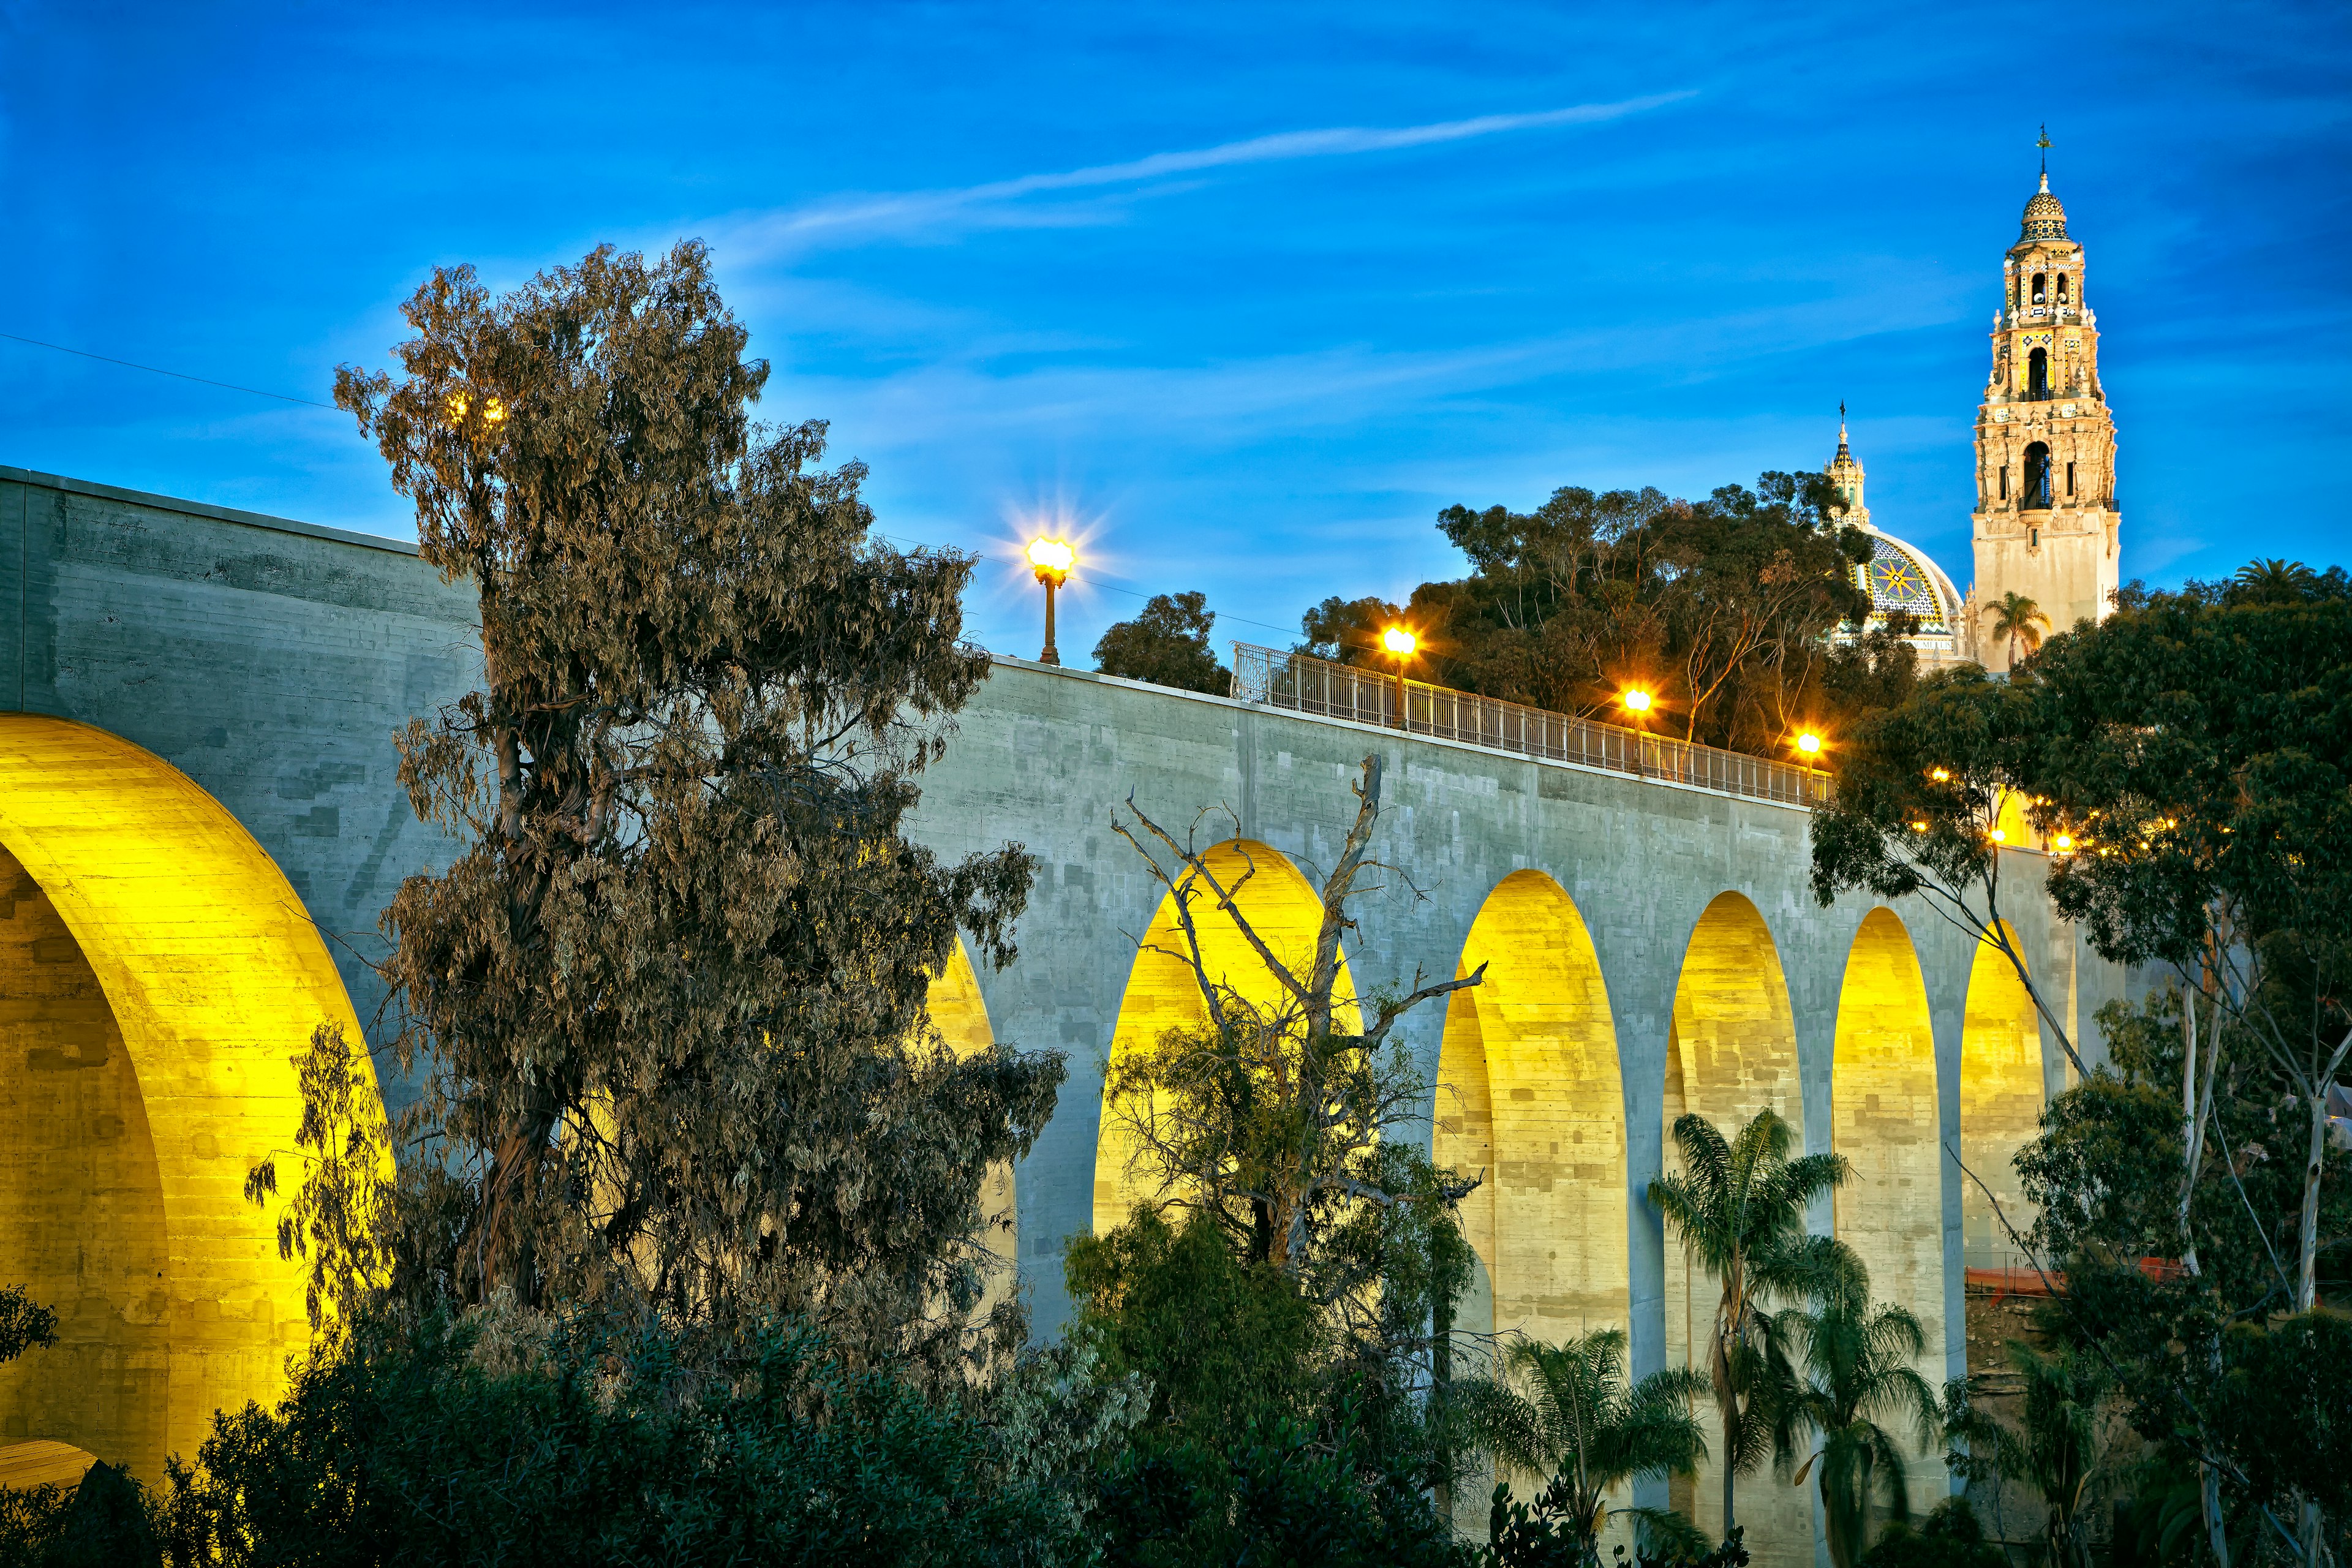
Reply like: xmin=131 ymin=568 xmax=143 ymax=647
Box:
xmin=1824 ymin=418 xmax=1969 ymax=666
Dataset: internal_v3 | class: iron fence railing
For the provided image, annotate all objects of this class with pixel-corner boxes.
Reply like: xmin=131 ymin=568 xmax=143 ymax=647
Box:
xmin=1228 ymin=643 xmax=1830 ymax=808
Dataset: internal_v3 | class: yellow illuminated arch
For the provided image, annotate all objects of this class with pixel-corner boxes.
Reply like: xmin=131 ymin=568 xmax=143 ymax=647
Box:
xmin=1829 ymin=908 xmax=1945 ymax=1496
xmin=1960 ymin=925 xmax=2045 ymax=1278
xmin=1435 ymin=871 xmax=1625 ymax=1344
xmin=1092 ymin=840 xmax=1358 ymax=1236
xmin=925 ymin=938 xmax=1019 ymax=1309
xmin=0 ymin=715 xmax=377 ymax=1480
xmin=1661 ymin=891 xmax=1811 ymax=1559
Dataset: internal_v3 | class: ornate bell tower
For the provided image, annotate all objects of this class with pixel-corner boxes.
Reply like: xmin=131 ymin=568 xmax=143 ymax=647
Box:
xmin=1968 ymin=141 xmax=2121 ymax=669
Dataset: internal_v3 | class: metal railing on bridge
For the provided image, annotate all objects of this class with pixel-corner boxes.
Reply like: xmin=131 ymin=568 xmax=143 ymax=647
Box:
xmin=1228 ymin=643 xmax=1830 ymax=808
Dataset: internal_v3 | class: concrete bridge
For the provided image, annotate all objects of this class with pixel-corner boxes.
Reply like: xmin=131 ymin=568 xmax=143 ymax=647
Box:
xmin=1 ymin=466 xmax=2124 ymax=1553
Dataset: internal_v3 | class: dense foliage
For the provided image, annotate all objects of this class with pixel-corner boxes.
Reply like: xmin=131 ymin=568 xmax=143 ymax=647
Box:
xmin=328 ymin=241 xmax=1063 ymax=1373
xmin=1453 ymin=1326 xmax=1711 ymax=1565
xmin=1300 ymin=473 xmax=1910 ymax=760
xmin=1093 ymin=589 xmax=1231 ymax=695
xmin=1815 ymin=558 xmax=2352 ymax=1564
xmin=0 ymin=1285 xmax=55 ymax=1367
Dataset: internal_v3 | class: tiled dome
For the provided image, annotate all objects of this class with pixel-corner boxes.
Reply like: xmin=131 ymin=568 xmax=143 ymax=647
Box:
xmin=1852 ymin=531 xmax=1956 ymax=635
xmin=2020 ymin=173 xmax=2068 ymax=241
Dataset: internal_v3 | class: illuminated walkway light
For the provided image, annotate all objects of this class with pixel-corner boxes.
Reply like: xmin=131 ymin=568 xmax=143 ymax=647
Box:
xmin=1027 ymin=537 xmax=1076 ymax=666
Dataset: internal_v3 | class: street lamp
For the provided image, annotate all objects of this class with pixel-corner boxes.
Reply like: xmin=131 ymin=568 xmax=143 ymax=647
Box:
xmin=1027 ymin=537 xmax=1076 ymax=665
xmin=1795 ymin=731 xmax=1823 ymax=761
xmin=1381 ymin=625 xmax=1417 ymax=730
xmin=1621 ymin=687 xmax=1654 ymax=717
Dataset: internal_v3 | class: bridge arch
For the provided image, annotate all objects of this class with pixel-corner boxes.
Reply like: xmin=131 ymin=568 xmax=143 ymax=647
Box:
xmin=925 ymin=938 xmax=1019 ymax=1308
xmin=1091 ymin=840 xmax=1358 ymax=1236
xmin=1659 ymin=890 xmax=1807 ymax=1555
xmin=1959 ymin=927 xmax=2046 ymax=1277
xmin=0 ymin=715 xmax=376 ymax=1480
xmin=1433 ymin=870 xmax=1625 ymax=1348
xmin=1828 ymin=906 xmax=1944 ymax=1501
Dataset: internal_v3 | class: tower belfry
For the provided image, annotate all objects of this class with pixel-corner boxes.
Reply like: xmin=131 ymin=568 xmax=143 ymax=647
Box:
xmin=1968 ymin=143 xmax=2121 ymax=668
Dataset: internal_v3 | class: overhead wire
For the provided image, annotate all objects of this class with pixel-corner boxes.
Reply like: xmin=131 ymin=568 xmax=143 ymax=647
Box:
xmin=1 ymin=331 xmax=339 ymax=410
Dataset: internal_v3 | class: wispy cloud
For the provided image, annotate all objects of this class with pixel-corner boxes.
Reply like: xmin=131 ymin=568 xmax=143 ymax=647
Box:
xmin=721 ymin=93 xmax=1694 ymax=257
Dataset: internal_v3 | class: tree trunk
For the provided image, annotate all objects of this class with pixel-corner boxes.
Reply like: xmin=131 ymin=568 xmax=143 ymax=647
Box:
xmin=1823 ymin=1469 xmax=1858 ymax=1568
xmin=1721 ymin=1394 xmax=1738 ymax=1538
xmin=2203 ymin=1457 xmax=2231 ymax=1568
xmin=2298 ymin=1074 xmax=2328 ymax=1313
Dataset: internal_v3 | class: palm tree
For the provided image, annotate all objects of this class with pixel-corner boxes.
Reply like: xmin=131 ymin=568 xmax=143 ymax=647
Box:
xmin=2230 ymin=557 xmax=2318 ymax=603
xmin=1773 ymin=1271 xmax=1943 ymax=1568
xmin=1458 ymin=1325 xmax=1713 ymax=1565
xmin=1943 ymin=1342 xmax=2111 ymax=1568
xmin=1985 ymin=590 xmax=2049 ymax=668
xmin=1648 ymin=1109 xmax=1854 ymax=1537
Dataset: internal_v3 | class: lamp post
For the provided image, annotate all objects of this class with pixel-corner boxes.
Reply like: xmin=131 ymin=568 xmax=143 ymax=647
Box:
xmin=1027 ymin=537 xmax=1075 ymax=665
xmin=1381 ymin=625 xmax=1417 ymax=730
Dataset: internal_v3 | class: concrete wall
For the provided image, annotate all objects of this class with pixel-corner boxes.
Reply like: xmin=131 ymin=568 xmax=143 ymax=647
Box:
xmin=1 ymin=467 xmax=479 ymax=1095
xmin=1 ymin=469 xmax=2133 ymax=1554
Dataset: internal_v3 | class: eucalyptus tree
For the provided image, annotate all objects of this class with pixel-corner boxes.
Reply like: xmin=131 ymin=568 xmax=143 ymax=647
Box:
xmin=1647 ymin=1108 xmax=1855 ymax=1536
xmin=1457 ymin=1325 xmax=1711 ymax=1566
xmin=2022 ymin=579 xmax=2352 ymax=1317
xmin=1773 ymin=1273 xmax=1942 ymax=1568
xmin=2016 ymin=576 xmax=2352 ymax=1564
xmin=1808 ymin=665 xmax=2089 ymax=1080
xmin=332 ymin=242 xmax=1061 ymax=1369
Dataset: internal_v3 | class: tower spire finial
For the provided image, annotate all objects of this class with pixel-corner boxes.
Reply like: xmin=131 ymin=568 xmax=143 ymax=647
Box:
xmin=2037 ymin=123 xmax=2052 ymax=187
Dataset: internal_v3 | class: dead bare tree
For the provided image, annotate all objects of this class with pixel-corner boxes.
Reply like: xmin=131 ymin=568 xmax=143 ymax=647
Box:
xmin=1103 ymin=753 xmax=1485 ymax=1350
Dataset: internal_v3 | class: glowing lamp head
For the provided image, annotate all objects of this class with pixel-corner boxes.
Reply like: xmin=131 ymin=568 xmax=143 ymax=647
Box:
xmin=1381 ymin=625 xmax=1417 ymax=657
xmin=1989 ymin=827 xmax=2008 ymax=844
xmin=1929 ymin=767 xmax=1950 ymax=782
xmin=1910 ymin=820 xmax=1929 ymax=834
xmin=1622 ymin=688 xmax=1654 ymax=715
xmin=1026 ymin=536 xmax=1076 ymax=583
xmin=1795 ymin=731 xmax=1822 ymax=757
xmin=2052 ymin=832 xmax=2076 ymax=853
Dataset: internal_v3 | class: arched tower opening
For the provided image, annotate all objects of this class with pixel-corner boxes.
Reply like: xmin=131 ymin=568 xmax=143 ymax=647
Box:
xmin=1433 ymin=870 xmax=1625 ymax=1346
xmin=0 ymin=715 xmax=377 ymax=1482
xmin=1091 ymin=840 xmax=1357 ymax=1237
xmin=2022 ymin=441 xmax=2054 ymax=508
xmin=2027 ymin=346 xmax=2050 ymax=399
xmin=2031 ymin=271 xmax=2047 ymax=304
xmin=1660 ymin=891 xmax=1811 ymax=1561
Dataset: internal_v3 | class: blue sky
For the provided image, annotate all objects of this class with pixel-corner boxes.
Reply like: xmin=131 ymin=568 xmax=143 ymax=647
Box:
xmin=3 ymin=2 xmax=2346 ymax=658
